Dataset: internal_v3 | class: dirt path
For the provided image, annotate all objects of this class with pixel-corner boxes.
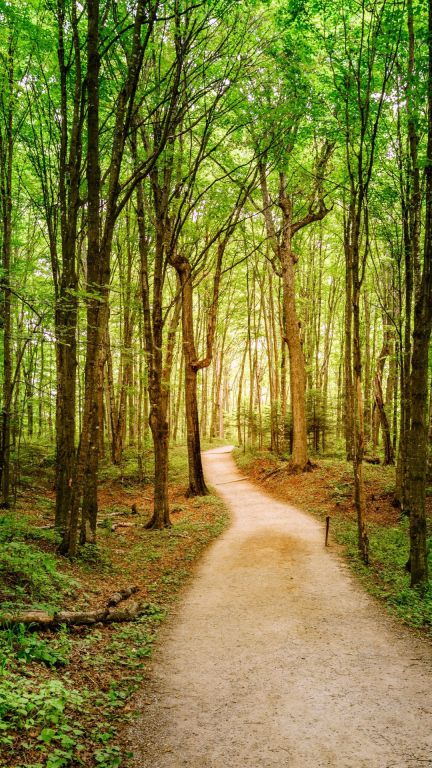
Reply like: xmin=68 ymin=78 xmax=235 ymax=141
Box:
xmin=130 ymin=447 xmax=432 ymax=767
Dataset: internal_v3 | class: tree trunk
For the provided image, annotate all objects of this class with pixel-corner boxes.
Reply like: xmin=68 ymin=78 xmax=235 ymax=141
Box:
xmin=344 ymin=224 xmax=354 ymax=461
xmin=62 ymin=0 xmax=101 ymax=556
xmin=135 ymin=162 xmax=180 ymax=528
xmin=396 ymin=0 xmax=421 ymax=508
xmin=352 ymin=273 xmax=369 ymax=563
xmin=237 ymin=344 xmax=247 ymax=446
xmin=52 ymin=0 xmax=82 ymax=539
xmin=176 ymin=260 xmax=208 ymax=496
xmin=148 ymin=409 xmax=171 ymax=528
xmin=259 ymin=155 xmax=332 ymax=469
xmin=363 ymin=292 xmax=372 ymax=445
xmin=0 ymin=33 xmax=14 ymax=507
xmin=406 ymin=0 xmax=432 ymax=586
xmin=373 ymin=327 xmax=394 ymax=465
xmin=172 ymin=347 xmax=183 ymax=444
xmin=281 ymin=248 xmax=308 ymax=468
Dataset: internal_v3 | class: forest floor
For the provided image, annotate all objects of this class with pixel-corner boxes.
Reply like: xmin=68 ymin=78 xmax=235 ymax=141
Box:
xmin=235 ymin=448 xmax=432 ymax=633
xmin=0 ymin=443 xmax=228 ymax=768
xmin=2 ymin=445 xmax=432 ymax=768
xmin=129 ymin=446 xmax=432 ymax=768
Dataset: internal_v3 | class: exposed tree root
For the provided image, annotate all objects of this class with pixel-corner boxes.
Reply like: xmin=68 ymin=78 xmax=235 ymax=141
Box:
xmin=144 ymin=515 xmax=172 ymax=530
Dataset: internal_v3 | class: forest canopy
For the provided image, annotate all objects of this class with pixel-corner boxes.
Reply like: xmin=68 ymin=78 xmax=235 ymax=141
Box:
xmin=0 ymin=0 xmax=431 ymax=586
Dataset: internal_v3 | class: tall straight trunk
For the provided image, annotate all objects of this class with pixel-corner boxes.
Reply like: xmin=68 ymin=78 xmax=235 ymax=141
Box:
xmin=255 ymin=349 xmax=263 ymax=450
xmin=212 ymin=326 xmax=228 ymax=440
xmin=345 ymin=193 xmax=369 ymax=563
xmin=135 ymin=161 xmax=179 ymax=528
xmin=137 ymin=314 xmax=144 ymax=453
xmin=396 ymin=193 xmax=413 ymax=504
xmin=406 ymin=0 xmax=432 ymax=586
xmin=53 ymin=0 xmax=82 ymax=535
xmin=363 ymin=292 xmax=372 ymax=445
xmin=392 ymin=341 xmax=399 ymax=452
xmin=237 ymin=344 xmax=247 ymax=446
xmin=352 ymin=266 xmax=369 ymax=562
xmin=280 ymin=302 xmax=287 ymax=450
xmin=146 ymin=295 xmax=180 ymax=528
xmin=55 ymin=270 xmax=78 ymax=533
xmin=78 ymin=9 xmax=105 ymax=549
xmin=172 ymin=241 xmax=224 ymax=495
xmin=268 ymin=268 xmax=280 ymax=451
xmin=177 ymin=260 xmax=208 ymax=496
xmin=373 ymin=326 xmax=394 ymax=465
xmin=38 ymin=337 xmax=44 ymax=438
xmin=70 ymin=0 xmax=159 ymax=550
xmin=48 ymin=345 xmax=54 ymax=440
xmin=0 ymin=35 xmax=13 ymax=507
xmin=246 ymin=266 xmax=254 ymax=447
xmin=320 ymin=279 xmax=338 ymax=452
xmin=210 ymin=348 xmax=218 ymax=441
xmin=25 ymin=364 xmax=34 ymax=438
xmin=336 ymin=351 xmax=343 ymax=442
xmin=396 ymin=0 xmax=421 ymax=507
xmin=259 ymin=154 xmax=331 ymax=469
xmin=171 ymin=197 xmax=243 ymax=491
xmin=344 ymin=223 xmax=355 ymax=461
xmin=281 ymin=247 xmax=308 ymax=467
xmin=261 ymin=268 xmax=278 ymax=451
xmin=111 ymin=223 xmax=135 ymax=463
xmin=201 ymin=366 xmax=208 ymax=440
xmin=128 ymin=360 xmax=136 ymax=447
xmin=385 ymin=332 xmax=395 ymax=433
xmin=172 ymin=347 xmax=183 ymax=444
xmin=63 ymin=0 xmax=101 ymax=555
xmin=111 ymin=315 xmax=134 ymax=464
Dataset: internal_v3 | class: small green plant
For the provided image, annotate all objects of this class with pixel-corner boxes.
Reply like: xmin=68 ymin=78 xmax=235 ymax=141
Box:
xmin=1 ymin=624 xmax=71 ymax=668
xmin=0 ymin=514 xmax=58 ymax=545
xmin=0 ymin=540 xmax=77 ymax=610
xmin=94 ymin=744 xmax=122 ymax=768
xmin=77 ymin=543 xmax=112 ymax=570
xmin=0 ymin=673 xmax=86 ymax=753
xmin=145 ymin=549 xmax=161 ymax=562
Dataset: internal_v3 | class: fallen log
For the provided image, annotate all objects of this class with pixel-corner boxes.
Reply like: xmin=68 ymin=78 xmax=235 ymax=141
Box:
xmin=0 ymin=586 xmax=144 ymax=628
xmin=108 ymin=585 xmax=138 ymax=606
xmin=111 ymin=521 xmax=135 ymax=531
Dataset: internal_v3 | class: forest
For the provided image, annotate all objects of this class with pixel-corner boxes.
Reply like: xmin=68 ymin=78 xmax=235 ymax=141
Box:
xmin=0 ymin=0 xmax=432 ymax=765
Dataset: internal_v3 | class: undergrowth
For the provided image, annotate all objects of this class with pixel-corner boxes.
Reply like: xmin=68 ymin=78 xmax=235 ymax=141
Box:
xmin=330 ymin=517 xmax=432 ymax=632
xmin=235 ymin=448 xmax=432 ymax=637
xmin=0 ymin=516 xmax=77 ymax=612
xmin=0 ymin=445 xmax=229 ymax=768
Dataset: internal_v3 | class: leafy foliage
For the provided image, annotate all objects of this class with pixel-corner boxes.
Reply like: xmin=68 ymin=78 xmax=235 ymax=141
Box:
xmin=0 ymin=516 xmax=77 ymax=611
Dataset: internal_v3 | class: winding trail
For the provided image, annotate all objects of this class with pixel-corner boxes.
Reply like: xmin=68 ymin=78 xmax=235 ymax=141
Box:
xmin=131 ymin=447 xmax=432 ymax=767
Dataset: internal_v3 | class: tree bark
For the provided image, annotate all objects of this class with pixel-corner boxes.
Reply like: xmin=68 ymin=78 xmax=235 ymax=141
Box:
xmin=373 ymin=326 xmax=394 ymax=465
xmin=0 ymin=33 xmax=14 ymax=507
xmin=259 ymin=152 xmax=332 ymax=469
xmin=396 ymin=0 xmax=421 ymax=508
xmin=177 ymin=259 xmax=209 ymax=496
xmin=405 ymin=0 xmax=432 ymax=586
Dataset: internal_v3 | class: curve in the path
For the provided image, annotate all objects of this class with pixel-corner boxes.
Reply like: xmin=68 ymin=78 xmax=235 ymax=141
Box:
xmin=130 ymin=446 xmax=432 ymax=768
